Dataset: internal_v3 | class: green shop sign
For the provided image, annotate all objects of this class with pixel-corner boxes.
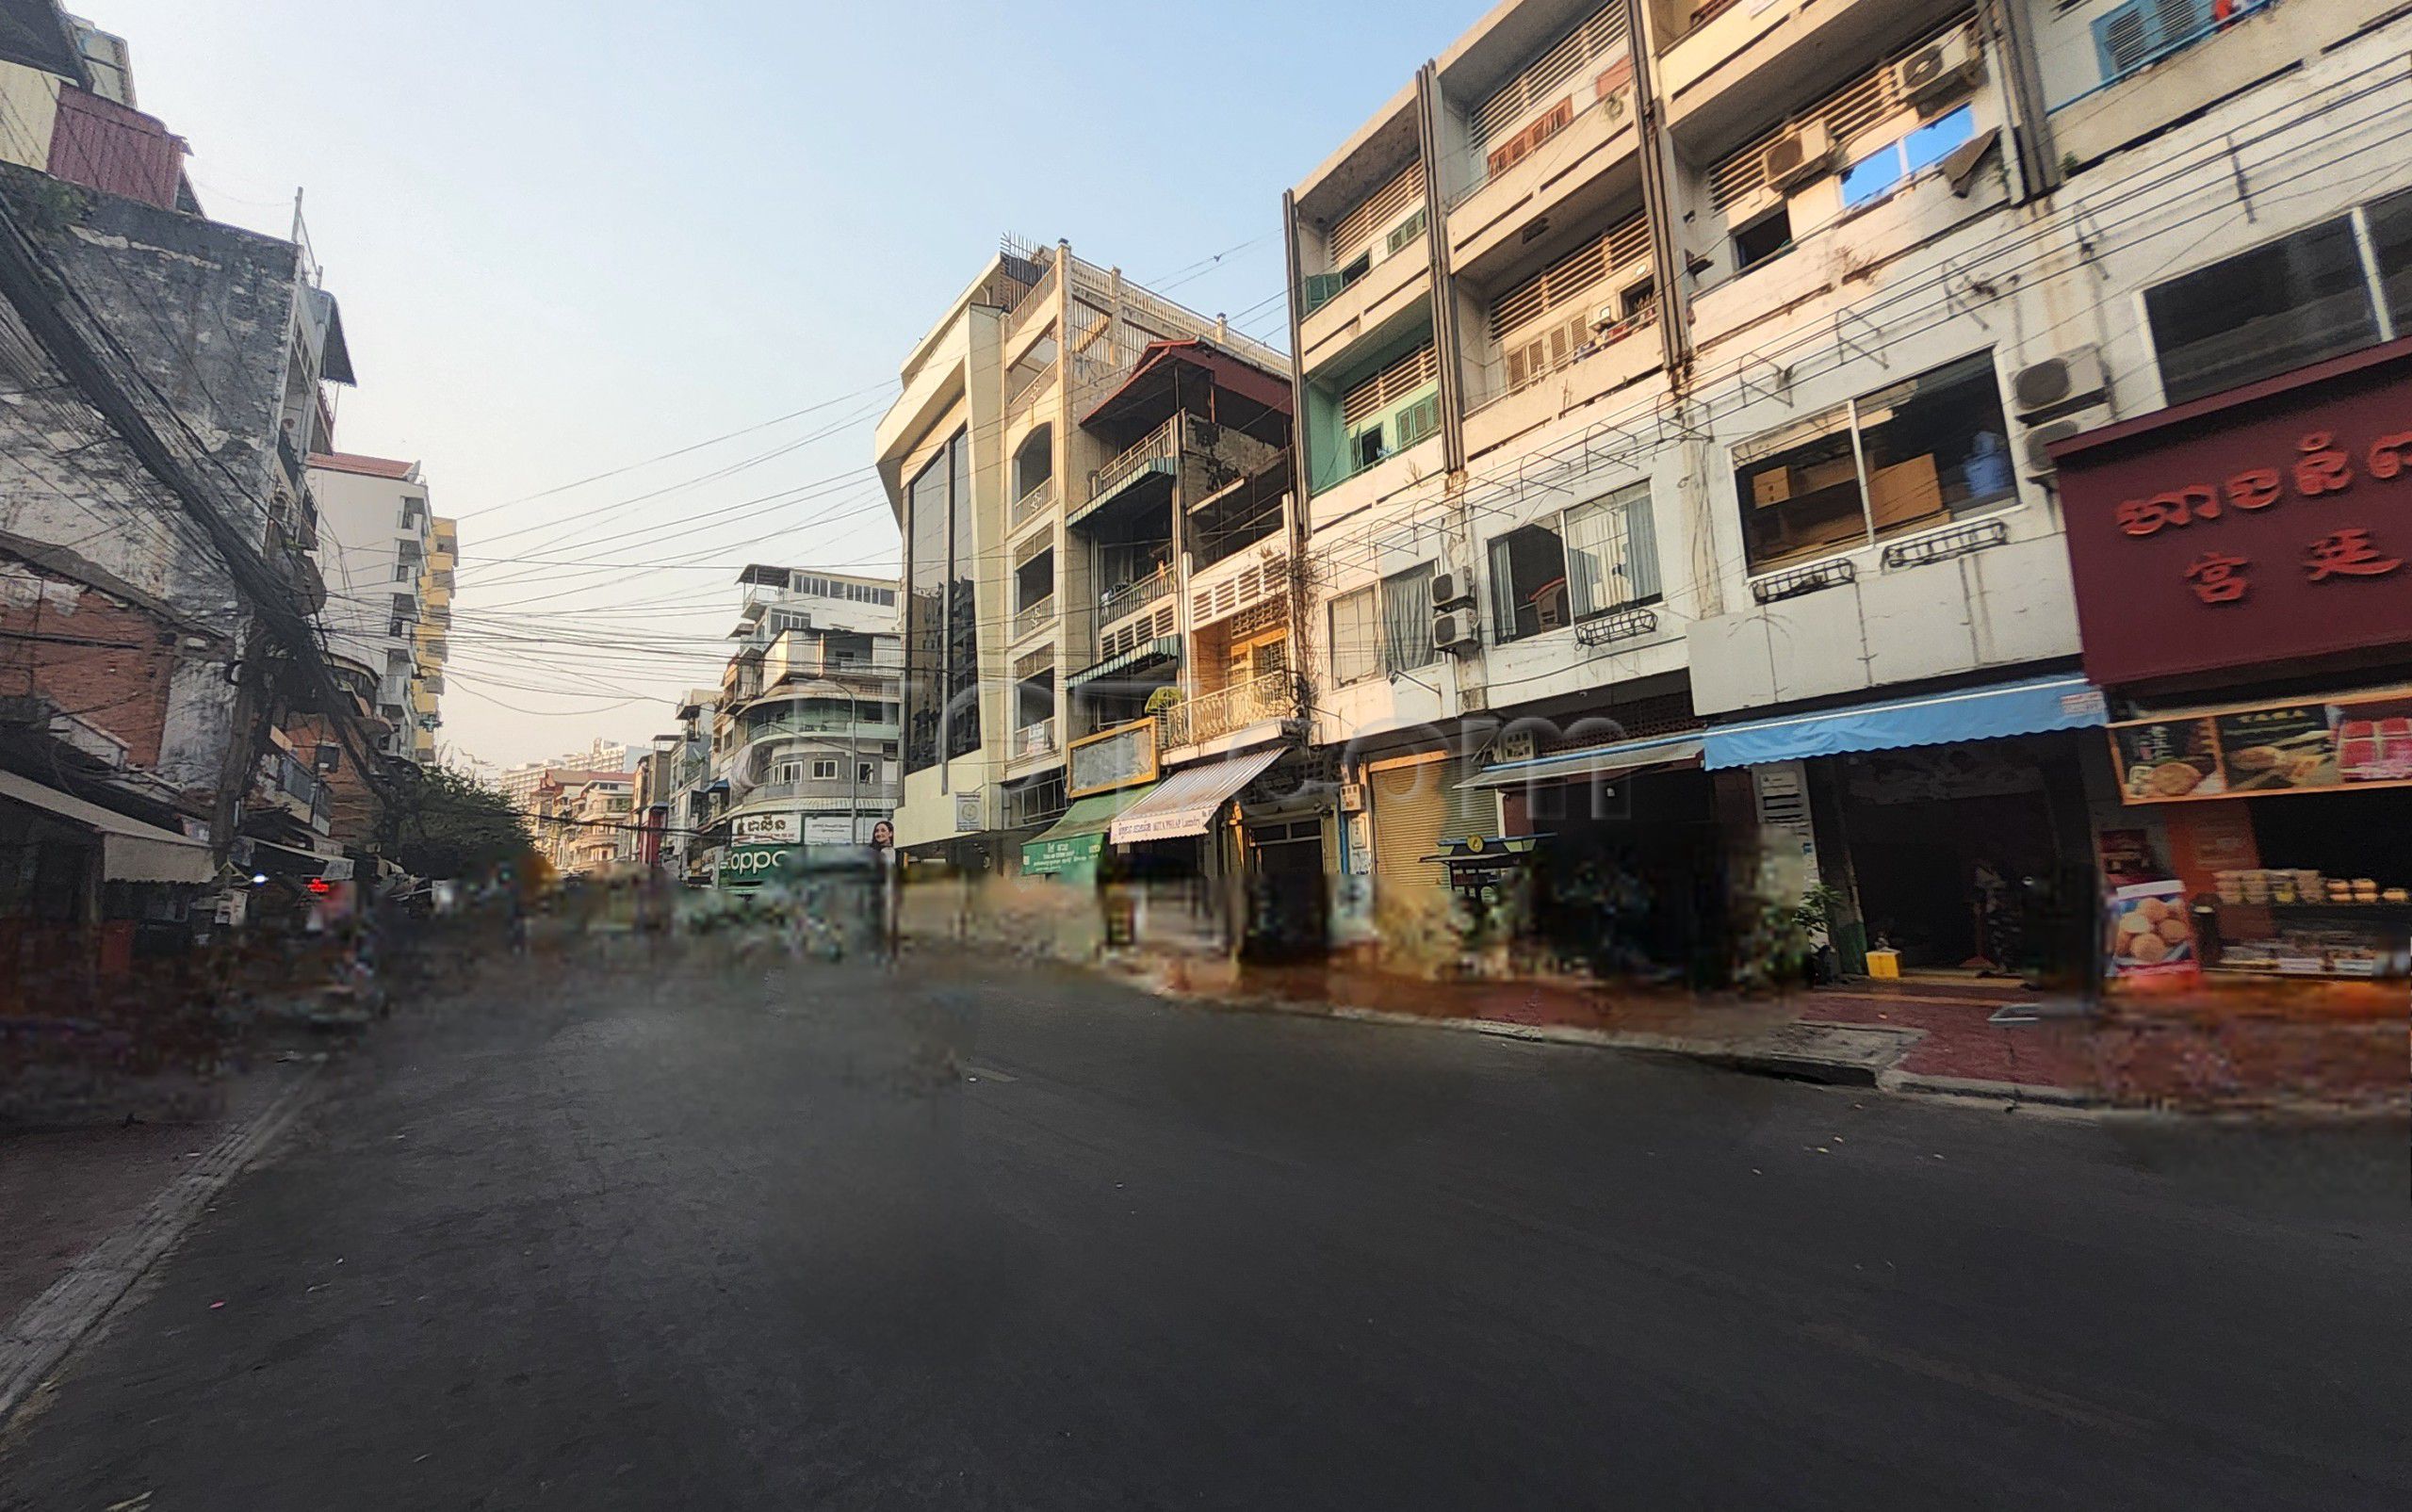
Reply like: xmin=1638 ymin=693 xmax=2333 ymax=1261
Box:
xmin=718 ymin=842 xmax=801 ymax=886
xmin=1019 ymin=830 xmax=1103 ymax=876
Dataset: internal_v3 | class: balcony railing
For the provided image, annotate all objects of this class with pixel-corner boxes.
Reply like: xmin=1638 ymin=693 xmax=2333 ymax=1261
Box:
xmin=1014 ymin=717 xmax=1057 ymax=760
xmin=1158 ymin=670 xmax=1296 ymax=750
xmin=1085 ymin=415 xmax=1185 ymax=504
xmin=1013 ymin=593 xmax=1056 ymax=642
xmin=1011 ymin=475 xmax=1058 ymax=529
xmin=1099 ymin=565 xmax=1173 ymax=626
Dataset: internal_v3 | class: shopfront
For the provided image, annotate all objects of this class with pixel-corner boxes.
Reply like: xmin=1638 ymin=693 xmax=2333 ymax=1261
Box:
xmin=2054 ymin=339 xmax=2412 ymax=989
xmin=1703 ymin=675 xmax=2111 ymax=983
xmin=1467 ymin=734 xmax=1727 ymax=984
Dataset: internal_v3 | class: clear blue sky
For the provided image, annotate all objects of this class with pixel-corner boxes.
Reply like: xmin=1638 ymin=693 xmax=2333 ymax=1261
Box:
xmin=93 ymin=0 xmax=1472 ymax=767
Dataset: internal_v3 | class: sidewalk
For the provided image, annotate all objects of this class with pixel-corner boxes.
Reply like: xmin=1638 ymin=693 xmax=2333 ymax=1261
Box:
xmin=1114 ymin=952 xmax=2408 ymax=1116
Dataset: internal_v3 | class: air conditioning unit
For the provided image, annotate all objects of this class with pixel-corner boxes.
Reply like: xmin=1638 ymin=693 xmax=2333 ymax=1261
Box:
xmin=1895 ymin=30 xmax=1980 ymax=106
xmin=2021 ymin=415 xmax=2100 ymax=479
xmin=1761 ymin=122 xmax=1833 ymax=192
xmin=1431 ymin=567 xmax=1474 ymax=608
xmin=2011 ymin=346 xmax=2108 ymax=418
xmin=1434 ymin=608 xmax=1482 ymax=653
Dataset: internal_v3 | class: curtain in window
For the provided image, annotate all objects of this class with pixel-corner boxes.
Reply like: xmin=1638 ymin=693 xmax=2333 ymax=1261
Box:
xmin=1487 ymin=536 xmax=1519 ymax=642
xmin=1381 ymin=565 xmax=1435 ymax=673
xmin=1330 ymin=589 xmax=1380 ymax=685
xmin=1565 ymin=484 xmax=1658 ymax=617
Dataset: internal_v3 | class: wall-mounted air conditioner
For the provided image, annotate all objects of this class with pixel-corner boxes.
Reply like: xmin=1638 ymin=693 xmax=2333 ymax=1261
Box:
xmin=1431 ymin=566 xmax=1474 ymax=608
xmin=2021 ymin=412 xmax=2105 ymax=479
xmin=1434 ymin=608 xmax=1482 ymax=654
xmin=1895 ymin=30 xmax=1980 ymax=106
xmin=1761 ymin=122 xmax=1833 ymax=193
xmin=2011 ymin=347 xmax=2108 ymax=418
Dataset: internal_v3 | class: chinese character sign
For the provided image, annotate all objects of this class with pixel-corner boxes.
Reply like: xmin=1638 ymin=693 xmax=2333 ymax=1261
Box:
xmin=2055 ymin=348 xmax=2412 ymax=685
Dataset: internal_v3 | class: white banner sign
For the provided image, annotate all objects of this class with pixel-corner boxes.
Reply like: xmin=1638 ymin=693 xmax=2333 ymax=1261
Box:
xmin=804 ymin=815 xmax=855 ymax=844
xmin=732 ymin=812 xmax=800 ymax=843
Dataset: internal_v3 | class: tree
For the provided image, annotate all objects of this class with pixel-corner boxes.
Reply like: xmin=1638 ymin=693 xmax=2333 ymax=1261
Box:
xmin=381 ymin=767 xmax=533 ymax=881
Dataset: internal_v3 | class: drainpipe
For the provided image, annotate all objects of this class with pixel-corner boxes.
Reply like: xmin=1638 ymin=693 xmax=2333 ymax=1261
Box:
xmin=1625 ymin=0 xmax=1694 ymax=392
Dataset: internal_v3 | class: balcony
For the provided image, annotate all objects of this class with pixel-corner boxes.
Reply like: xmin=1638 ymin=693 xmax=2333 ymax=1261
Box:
xmin=1010 ymin=475 xmax=1058 ymax=531
xmin=1159 ymin=670 xmax=1296 ymax=752
xmin=1012 ymin=593 xmax=1056 ymax=644
xmin=1652 ymin=0 xmax=1968 ymax=154
xmin=1013 ymin=717 xmax=1057 ymax=762
xmin=1100 ymin=563 xmax=1175 ymax=626
xmin=1083 ymin=415 xmax=1183 ymax=513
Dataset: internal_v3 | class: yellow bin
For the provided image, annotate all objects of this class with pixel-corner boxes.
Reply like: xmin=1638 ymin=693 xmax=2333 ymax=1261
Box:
xmin=1866 ymin=948 xmax=1901 ymax=980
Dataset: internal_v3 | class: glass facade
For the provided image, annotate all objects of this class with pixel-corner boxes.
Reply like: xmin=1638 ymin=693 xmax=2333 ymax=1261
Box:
xmin=904 ymin=428 xmax=982 ymax=776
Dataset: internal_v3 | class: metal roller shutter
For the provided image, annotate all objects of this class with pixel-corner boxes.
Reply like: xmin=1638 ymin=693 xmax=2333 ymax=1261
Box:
xmin=1370 ymin=758 xmax=1448 ymax=920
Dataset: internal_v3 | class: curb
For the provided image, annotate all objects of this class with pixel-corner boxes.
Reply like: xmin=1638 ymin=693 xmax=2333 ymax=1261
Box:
xmin=0 ymin=1067 xmax=322 ymax=1426
xmin=1875 ymin=1069 xmax=2104 ymax=1108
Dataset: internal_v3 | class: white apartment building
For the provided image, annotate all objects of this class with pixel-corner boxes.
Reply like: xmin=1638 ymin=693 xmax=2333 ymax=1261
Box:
xmin=307 ymin=452 xmax=446 ymax=764
xmin=1284 ymin=0 xmax=2412 ymax=977
xmin=875 ymin=239 xmax=1300 ymax=899
xmin=708 ymin=566 xmax=902 ymax=868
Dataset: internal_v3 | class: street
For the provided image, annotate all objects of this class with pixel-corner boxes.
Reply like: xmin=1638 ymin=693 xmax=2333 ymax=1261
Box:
xmin=4 ymin=940 xmax=2406 ymax=1511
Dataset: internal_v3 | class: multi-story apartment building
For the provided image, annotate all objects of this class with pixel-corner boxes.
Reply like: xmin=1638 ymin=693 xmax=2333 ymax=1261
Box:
xmin=499 ymin=740 xmax=631 ymax=815
xmin=530 ymin=768 xmax=631 ymax=876
xmin=705 ymin=566 xmax=901 ymax=877
xmin=307 ymin=454 xmax=446 ymax=764
xmin=878 ymin=240 xmax=1331 ymax=950
xmin=1282 ymin=0 xmax=2410 ymax=981
xmin=412 ymin=515 xmax=455 ymax=764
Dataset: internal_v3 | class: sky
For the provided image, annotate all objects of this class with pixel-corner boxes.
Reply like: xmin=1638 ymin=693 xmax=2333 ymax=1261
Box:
xmin=90 ymin=0 xmax=1473 ymax=769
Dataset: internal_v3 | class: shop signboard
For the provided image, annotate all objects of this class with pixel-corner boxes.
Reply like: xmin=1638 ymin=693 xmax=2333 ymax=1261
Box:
xmin=732 ymin=812 xmax=799 ymax=843
xmin=2053 ymin=341 xmax=2412 ymax=687
xmin=717 ymin=842 xmax=800 ymax=887
xmin=1067 ymin=718 xmax=1159 ymax=799
xmin=2109 ymin=688 xmax=2412 ymax=804
xmin=2103 ymin=880 xmax=2201 ymax=983
xmin=1020 ymin=830 xmax=1102 ymax=877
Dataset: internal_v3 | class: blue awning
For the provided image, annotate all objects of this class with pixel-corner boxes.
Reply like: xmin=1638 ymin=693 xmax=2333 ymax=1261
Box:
xmin=1702 ymin=675 xmax=2109 ymax=771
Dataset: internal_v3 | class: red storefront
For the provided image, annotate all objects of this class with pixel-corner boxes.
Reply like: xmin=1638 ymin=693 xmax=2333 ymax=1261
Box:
xmin=2054 ymin=340 xmax=2412 ymax=990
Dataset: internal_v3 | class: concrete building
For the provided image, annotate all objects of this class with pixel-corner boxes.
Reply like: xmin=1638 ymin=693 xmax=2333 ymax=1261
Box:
xmin=307 ymin=453 xmax=446 ymax=764
xmin=874 ymin=240 xmax=1296 ymax=893
xmin=499 ymin=739 xmax=632 ymax=815
xmin=1277 ymin=0 xmax=2412 ymax=979
xmin=706 ymin=566 xmax=900 ymax=875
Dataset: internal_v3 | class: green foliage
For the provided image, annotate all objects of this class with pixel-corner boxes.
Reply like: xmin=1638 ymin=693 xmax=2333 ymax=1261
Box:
xmin=381 ymin=767 xmax=533 ymax=881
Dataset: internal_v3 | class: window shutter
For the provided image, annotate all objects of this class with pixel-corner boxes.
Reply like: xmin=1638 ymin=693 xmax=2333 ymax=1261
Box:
xmin=2094 ymin=2 xmax=2152 ymax=81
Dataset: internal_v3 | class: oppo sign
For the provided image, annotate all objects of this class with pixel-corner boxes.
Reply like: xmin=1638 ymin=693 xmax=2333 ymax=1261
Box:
xmin=717 ymin=844 xmax=798 ymax=885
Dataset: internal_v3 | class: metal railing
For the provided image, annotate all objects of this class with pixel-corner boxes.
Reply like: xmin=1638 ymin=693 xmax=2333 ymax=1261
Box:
xmin=1098 ymin=565 xmax=1173 ymax=626
xmin=1011 ymin=475 xmax=1057 ymax=529
xmin=1012 ymin=594 xmax=1056 ymax=642
xmin=1158 ymin=670 xmax=1296 ymax=750
xmin=1086 ymin=415 xmax=1183 ymax=503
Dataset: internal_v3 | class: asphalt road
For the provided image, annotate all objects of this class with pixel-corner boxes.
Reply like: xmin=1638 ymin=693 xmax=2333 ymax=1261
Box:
xmin=5 ymin=937 xmax=2406 ymax=1510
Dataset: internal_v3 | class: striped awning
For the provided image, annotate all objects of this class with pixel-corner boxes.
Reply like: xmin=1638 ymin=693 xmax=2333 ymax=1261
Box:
xmin=1067 ymin=636 xmax=1181 ymax=690
xmin=1110 ymin=748 xmax=1284 ymax=844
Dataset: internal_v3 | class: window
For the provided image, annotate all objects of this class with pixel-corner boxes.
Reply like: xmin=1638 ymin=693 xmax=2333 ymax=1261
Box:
xmin=1487 ymin=484 xmax=1662 ymax=641
xmin=1734 ymin=351 xmax=2015 ymax=576
xmin=2145 ymin=218 xmax=2378 ymax=406
xmin=1734 ymin=206 xmax=1793 ymax=272
xmin=1488 ymin=523 xmax=1570 ymax=642
xmin=1839 ymin=106 xmax=1976 ymax=210
xmin=1386 ymin=206 xmax=1427 ymax=258
xmin=1355 ymin=425 xmax=1389 ymax=472
xmin=857 ymin=761 xmax=878 ymax=787
xmin=904 ymin=429 xmax=979 ymax=772
xmin=2366 ymin=186 xmax=2412 ymax=331
xmin=1564 ymin=483 xmax=1661 ymax=617
xmin=811 ymin=758 xmax=840 ymax=780
xmin=1329 ymin=587 xmax=1380 ymax=686
xmin=2092 ymin=0 xmax=2226 ymax=86
xmin=393 ymin=561 xmax=415 ymax=581
xmin=771 ymin=759 xmax=805 ymax=785
xmin=1380 ymin=565 xmax=1437 ymax=674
